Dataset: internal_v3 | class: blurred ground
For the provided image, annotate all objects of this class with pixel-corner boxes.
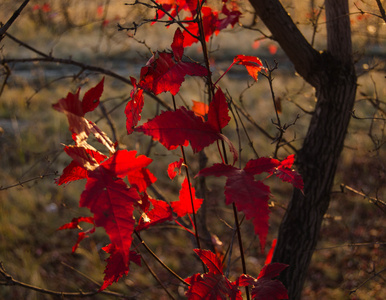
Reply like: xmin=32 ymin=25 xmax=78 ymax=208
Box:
xmin=0 ymin=1 xmax=385 ymax=299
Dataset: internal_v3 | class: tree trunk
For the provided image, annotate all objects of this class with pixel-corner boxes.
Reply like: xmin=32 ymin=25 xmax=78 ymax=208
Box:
xmin=248 ymin=1 xmax=357 ymax=299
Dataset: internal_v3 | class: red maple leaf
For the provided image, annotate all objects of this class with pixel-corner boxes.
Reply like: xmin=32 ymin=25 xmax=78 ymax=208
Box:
xmin=233 ymin=55 xmax=264 ymax=81
xmin=139 ymin=28 xmax=207 ymax=95
xmin=171 ymin=177 xmax=203 ymax=217
xmin=136 ymin=198 xmax=173 ymax=231
xmin=52 ymin=78 xmax=104 ymax=117
xmin=197 ymin=163 xmax=271 ymax=252
xmin=136 ymin=106 xmax=221 ymax=152
xmin=125 ymin=77 xmax=144 ymax=135
xmin=238 ymin=263 xmax=289 ymax=300
xmin=52 ymin=78 xmax=115 ymax=153
xmin=167 ymin=158 xmax=184 ymax=180
xmin=185 ymin=249 xmax=242 ymax=300
xmin=79 ymin=151 xmax=145 ymax=289
xmin=136 ymin=104 xmax=237 ymax=162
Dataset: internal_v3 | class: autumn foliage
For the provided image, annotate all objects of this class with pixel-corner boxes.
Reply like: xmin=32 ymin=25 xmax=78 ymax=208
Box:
xmin=53 ymin=1 xmax=304 ymax=298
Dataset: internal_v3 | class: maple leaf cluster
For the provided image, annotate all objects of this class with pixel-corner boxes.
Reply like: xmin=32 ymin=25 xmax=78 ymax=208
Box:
xmin=53 ymin=2 xmax=301 ymax=298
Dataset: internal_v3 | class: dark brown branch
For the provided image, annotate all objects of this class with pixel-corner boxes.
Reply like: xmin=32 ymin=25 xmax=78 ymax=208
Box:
xmin=248 ymin=0 xmax=320 ymax=86
xmin=0 ymin=0 xmax=30 ymax=42
xmin=2 ymin=32 xmax=173 ymax=111
xmin=375 ymin=0 xmax=386 ymax=22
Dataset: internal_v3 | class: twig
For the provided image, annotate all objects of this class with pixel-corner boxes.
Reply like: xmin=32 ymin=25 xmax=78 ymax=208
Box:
xmin=349 ymin=267 xmax=386 ymax=295
xmin=99 ymin=101 xmax=118 ymax=143
xmin=340 ymin=184 xmax=386 ymax=213
xmin=0 ymin=0 xmax=30 ymax=42
xmin=0 ymin=172 xmax=57 ymax=191
xmin=133 ymin=243 xmax=177 ymax=300
xmin=0 ymin=262 xmax=134 ymax=299
xmin=134 ymin=231 xmax=189 ymax=286
xmin=2 ymin=32 xmax=173 ymax=111
xmin=375 ymin=0 xmax=386 ymax=22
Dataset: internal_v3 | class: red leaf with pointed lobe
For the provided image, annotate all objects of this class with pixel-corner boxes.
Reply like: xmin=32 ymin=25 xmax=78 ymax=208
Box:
xmin=98 ymin=150 xmax=156 ymax=192
xmin=197 ymin=163 xmax=271 ymax=252
xmin=171 ymin=177 xmax=203 ymax=217
xmin=82 ymin=78 xmax=104 ymax=114
xmin=136 ymin=198 xmax=173 ymax=231
xmin=136 ymin=106 xmax=238 ymax=163
xmin=136 ymin=106 xmax=220 ymax=152
xmin=53 ymin=79 xmax=115 ymax=153
xmin=194 ymin=249 xmax=223 ymax=274
xmin=125 ymin=86 xmax=144 ymax=135
xmin=264 ymin=239 xmax=277 ymax=265
xmin=139 ymin=28 xmax=207 ymax=95
xmin=233 ymin=55 xmax=264 ymax=81
xmin=171 ymin=27 xmax=184 ymax=61
xmin=207 ymin=88 xmax=230 ymax=132
xmin=56 ymin=160 xmax=88 ymax=185
xmin=53 ymin=78 xmax=104 ymax=117
xmin=99 ymin=244 xmax=141 ymax=291
xmin=167 ymin=158 xmax=184 ymax=180
xmin=185 ymin=249 xmax=242 ymax=300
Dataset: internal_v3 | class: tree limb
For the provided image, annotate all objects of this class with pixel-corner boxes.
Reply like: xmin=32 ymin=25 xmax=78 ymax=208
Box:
xmin=248 ymin=0 xmax=320 ymax=86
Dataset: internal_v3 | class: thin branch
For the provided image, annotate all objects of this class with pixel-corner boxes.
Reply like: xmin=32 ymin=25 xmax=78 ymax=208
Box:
xmin=349 ymin=267 xmax=386 ymax=295
xmin=0 ymin=0 xmax=30 ymax=42
xmin=2 ymin=32 xmax=173 ymax=111
xmin=340 ymin=184 xmax=386 ymax=213
xmin=0 ymin=262 xmax=134 ymax=299
xmin=134 ymin=231 xmax=189 ymax=286
xmin=375 ymin=0 xmax=386 ymax=22
xmin=0 ymin=172 xmax=58 ymax=191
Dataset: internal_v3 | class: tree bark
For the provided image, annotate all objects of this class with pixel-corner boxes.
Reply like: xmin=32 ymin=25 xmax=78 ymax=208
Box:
xmin=248 ymin=0 xmax=357 ymax=299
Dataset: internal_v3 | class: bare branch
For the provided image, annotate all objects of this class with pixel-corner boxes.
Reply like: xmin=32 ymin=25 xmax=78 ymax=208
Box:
xmin=0 ymin=262 xmax=135 ymax=299
xmin=0 ymin=0 xmax=30 ymax=42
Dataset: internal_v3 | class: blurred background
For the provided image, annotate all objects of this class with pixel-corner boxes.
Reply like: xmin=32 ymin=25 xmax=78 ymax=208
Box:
xmin=0 ymin=0 xmax=385 ymax=299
